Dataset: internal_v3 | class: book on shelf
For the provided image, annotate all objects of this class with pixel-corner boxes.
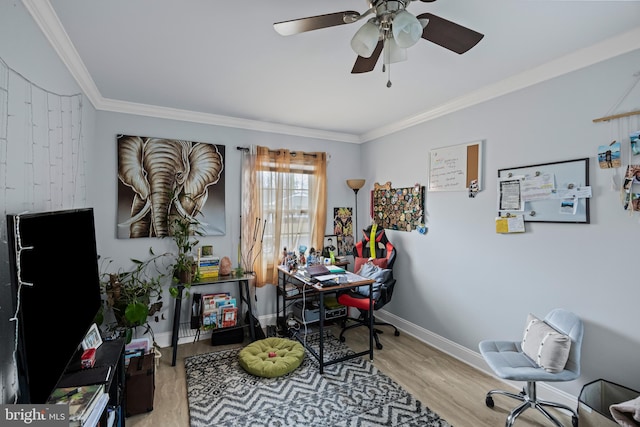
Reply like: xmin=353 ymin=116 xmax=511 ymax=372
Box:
xmin=214 ymin=296 xmax=236 ymax=309
xmin=202 ymin=310 xmax=218 ymax=330
xmin=199 ymin=269 xmax=219 ymax=279
xmin=217 ymin=303 xmax=235 ymax=327
xmin=198 ymin=254 xmax=220 ymax=265
xmin=221 ymin=306 xmax=238 ymax=328
xmin=81 ymin=393 xmax=109 ymax=427
xmin=48 ymin=384 xmax=106 ymax=426
xmin=201 ymin=293 xmax=229 ymax=311
xmin=200 ymin=272 xmax=220 ymax=280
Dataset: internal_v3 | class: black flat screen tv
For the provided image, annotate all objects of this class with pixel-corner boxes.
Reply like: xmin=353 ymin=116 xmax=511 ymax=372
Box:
xmin=6 ymin=208 xmax=102 ymax=403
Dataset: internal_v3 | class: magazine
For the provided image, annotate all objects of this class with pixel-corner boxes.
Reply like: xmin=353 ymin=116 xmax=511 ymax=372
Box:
xmin=48 ymin=384 xmax=106 ymax=426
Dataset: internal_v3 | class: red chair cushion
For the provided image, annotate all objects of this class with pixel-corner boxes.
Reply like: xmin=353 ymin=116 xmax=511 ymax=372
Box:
xmin=337 ymin=292 xmax=372 ymax=311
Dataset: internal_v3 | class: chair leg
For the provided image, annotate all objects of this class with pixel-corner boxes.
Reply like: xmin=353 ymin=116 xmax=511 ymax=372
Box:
xmin=373 ymin=319 xmax=400 ymax=337
xmin=485 ymin=382 xmax=577 ymax=427
xmin=339 ymin=312 xmax=398 ymax=349
xmin=506 ymin=400 xmax=532 ymax=427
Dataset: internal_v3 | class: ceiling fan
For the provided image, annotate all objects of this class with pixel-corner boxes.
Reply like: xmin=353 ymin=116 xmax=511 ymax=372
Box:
xmin=274 ymin=0 xmax=484 ymax=86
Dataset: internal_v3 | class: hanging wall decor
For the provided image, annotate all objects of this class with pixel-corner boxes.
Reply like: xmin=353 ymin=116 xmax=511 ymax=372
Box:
xmin=621 ymin=165 xmax=640 ymax=212
xmin=333 ymin=207 xmax=354 ymax=256
xmin=116 ymin=135 xmax=226 ymax=238
xmin=371 ymin=182 xmax=425 ymax=232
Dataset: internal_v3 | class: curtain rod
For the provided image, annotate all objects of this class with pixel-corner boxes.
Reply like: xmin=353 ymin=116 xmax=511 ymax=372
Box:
xmin=235 ymin=146 xmax=317 ymax=157
xmin=592 ymin=110 xmax=640 ymax=123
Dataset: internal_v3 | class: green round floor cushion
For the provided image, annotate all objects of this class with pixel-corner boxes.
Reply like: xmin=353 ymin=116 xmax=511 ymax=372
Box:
xmin=238 ymin=337 xmax=305 ymax=378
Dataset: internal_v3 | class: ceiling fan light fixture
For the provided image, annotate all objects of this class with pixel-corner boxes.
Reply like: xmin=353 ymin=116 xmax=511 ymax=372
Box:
xmin=392 ymin=10 xmax=422 ymax=48
xmin=383 ymin=38 xmax=407 ymax=64
xmin=351 ymin=21 xmax=380 ymax=57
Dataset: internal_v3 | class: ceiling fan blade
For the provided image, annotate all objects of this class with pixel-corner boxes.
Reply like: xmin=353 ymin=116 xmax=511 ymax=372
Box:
xmin=351 ymin=40 xmax=384 ymax=74
xmin=416 ymin=13 xmax=484 ymax=54
xmin=274 ymin=11 xmax=360 ymax=36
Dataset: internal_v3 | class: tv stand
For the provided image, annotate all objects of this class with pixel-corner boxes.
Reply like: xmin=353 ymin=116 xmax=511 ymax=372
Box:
xmin=54 ymin=339 xmax=126 ymax=427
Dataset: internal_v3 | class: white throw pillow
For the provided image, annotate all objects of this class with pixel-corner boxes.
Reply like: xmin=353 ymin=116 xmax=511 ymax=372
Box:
xmin=521 ymin=313 xmax=572 ymax=373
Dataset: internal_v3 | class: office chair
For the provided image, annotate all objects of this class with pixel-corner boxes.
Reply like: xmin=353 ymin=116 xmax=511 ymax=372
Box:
xmin=337 ymin=225 xmax=399 ymax=350
xmin=479 ymin=309 xmax=583 ymax=427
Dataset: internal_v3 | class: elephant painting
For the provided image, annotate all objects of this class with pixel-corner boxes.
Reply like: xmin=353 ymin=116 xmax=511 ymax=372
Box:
xmin=116 ymin=135 xmax=225 ymax=238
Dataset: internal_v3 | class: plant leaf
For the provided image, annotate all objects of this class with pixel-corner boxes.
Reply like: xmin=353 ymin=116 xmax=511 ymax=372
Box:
xmin=125 ymin=301 xmax=149 ymax=326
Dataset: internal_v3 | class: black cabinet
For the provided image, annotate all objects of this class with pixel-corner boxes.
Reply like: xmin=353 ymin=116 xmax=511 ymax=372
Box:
xmin=54 ymin=339 xmax=126 ymax=427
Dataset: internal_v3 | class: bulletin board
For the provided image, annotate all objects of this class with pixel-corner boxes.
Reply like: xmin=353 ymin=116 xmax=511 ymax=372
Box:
xmin=497 ymin=158 xmax=590 ymax=223
xmin=371 ymin=182 xmax=425 ymax=232
xmin=428 ymin=140 xmax=483 ymax=192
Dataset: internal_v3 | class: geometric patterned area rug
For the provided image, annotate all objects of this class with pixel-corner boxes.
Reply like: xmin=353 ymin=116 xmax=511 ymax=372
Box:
xmin=185 ymin=331 xmax=451 ymax=427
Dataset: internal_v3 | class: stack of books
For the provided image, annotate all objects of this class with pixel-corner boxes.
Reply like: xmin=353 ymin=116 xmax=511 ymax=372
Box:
xmin=201 ymin=292 xmax=238 ymax=330
xmin=198 ymin=253 xmax=220 ymax=279
xmin=48 ymin=384 xmax=109 ymax=427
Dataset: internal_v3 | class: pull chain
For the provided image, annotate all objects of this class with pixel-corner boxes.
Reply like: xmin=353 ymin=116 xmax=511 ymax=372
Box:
xmin=382 ymin=38 xmax=392 ymax=88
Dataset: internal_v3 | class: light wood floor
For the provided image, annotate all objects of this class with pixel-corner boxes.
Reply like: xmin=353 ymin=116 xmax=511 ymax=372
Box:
xmin=127 ymin=324 xmax=573 ymax=427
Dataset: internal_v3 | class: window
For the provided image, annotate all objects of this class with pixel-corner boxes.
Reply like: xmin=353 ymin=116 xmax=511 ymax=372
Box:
xmin=241 ymin=147 xmax=327 ymax=286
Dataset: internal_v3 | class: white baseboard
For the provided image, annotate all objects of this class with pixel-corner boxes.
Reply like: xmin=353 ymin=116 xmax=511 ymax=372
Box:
xmin=155 ymin=310 xmax=578 ymax=408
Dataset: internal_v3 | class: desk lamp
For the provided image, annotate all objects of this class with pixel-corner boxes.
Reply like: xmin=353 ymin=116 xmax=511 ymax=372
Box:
xmin=346 ymin=179 xmax=366 ymax=242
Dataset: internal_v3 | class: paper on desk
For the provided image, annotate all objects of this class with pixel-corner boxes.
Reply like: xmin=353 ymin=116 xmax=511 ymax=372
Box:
xmin=314 ymin=274 xmax=339 ymax=281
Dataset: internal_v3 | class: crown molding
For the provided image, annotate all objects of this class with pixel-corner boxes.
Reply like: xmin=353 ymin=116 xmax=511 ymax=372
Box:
xmin=22 ymin=0 xmax=103 ymax=107
xmin=97 ymin=98 xmax=361 ymax=143
xmin=361 ymin=26 xmax=640 ymax=142
xmin=25 ymin=0 xmax=640 ymax=144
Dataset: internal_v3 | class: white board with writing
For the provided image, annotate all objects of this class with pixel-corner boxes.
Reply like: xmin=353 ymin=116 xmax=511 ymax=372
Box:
xmin=429 ymin=141 xmax=482 ymax=192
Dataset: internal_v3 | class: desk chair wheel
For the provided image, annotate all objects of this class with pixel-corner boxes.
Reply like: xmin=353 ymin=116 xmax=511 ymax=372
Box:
xmin=485 ymin=395 xmax=494 ymax=408
xmin=339 ymin=336 xmax=346 ymax=343
xmin=571 ymin=416 xmax=578 ymax=427
xmin=376 ymin=342 xmax=383 ymax=350
xmin=394 ymin=330 xmax=400 ymax=336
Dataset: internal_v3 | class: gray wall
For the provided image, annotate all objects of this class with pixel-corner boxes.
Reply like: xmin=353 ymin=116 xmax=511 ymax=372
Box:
xmin=362 ymin=48 xmax=640 ymax=398
xmin=3 ymin=0 xmax=640 ymax=406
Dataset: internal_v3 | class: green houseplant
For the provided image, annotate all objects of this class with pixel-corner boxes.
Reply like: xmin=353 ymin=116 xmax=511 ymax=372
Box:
xmin=100 ymin=249 xmax=170 ymax=344
xmin=167 ymin=213 xmax=205 ymax=298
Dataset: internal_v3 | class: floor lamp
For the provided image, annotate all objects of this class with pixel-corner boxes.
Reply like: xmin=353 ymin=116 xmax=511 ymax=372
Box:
xmin=346 ymin=179 xmax=366 ymax=243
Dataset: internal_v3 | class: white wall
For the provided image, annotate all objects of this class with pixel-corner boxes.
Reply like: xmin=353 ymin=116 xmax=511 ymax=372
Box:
xmin=361 ymin=48 xmax=640 ymax=398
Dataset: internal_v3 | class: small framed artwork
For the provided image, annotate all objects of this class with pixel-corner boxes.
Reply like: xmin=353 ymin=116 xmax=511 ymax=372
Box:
xmin=322 ymin=235 xmax=337 ymax=258
xmin=81 ymin=323 xmax=103 ymax=351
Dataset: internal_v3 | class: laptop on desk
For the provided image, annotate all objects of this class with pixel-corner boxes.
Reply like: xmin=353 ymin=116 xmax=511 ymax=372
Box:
xmin=307 ymin=264 xmax=331 ymax=277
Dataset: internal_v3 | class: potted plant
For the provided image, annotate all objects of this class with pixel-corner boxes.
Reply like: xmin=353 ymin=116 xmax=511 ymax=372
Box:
xmin=167 ymin=213 xmax=204 ymax=298
xmin=99 ymin=249 xmax=170 ymax=344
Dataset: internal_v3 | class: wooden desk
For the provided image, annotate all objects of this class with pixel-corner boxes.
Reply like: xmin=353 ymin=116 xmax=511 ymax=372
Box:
xmin=170 ymin=274 xmax=256 ymax=366
xmin=277 ymin=266 xmax=374 ymax=374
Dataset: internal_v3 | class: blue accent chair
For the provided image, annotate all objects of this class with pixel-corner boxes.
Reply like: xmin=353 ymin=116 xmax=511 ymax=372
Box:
xmin=479 ymin=309 xmax=583 ymax=427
